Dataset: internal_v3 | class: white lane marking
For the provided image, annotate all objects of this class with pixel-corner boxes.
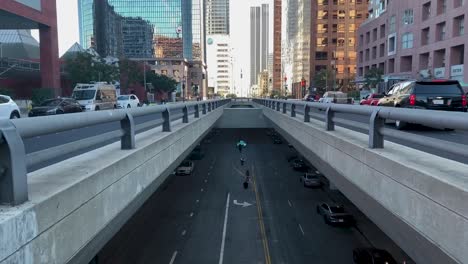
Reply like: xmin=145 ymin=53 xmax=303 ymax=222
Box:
xmin=210 ymin=166 xmax=213 ymax=169
xmin=182 ymin=230 xmax=187 ymax=236
xmin=208 ymin=172 xmax=211 ymax=176
xmin=315 ymin=170 xmax=320 ymax=174
xmin=219 ymin=193 xmax=231 ymax=264
xmin=298 ymin=224 xmax=305 ymax=236
xmin=201 ymin=188 xmax=204 ymax=192
xmin=169 ymin=251 xmax=178 ymax=264
xmin=196 ymin=199 xmax=200 ymax=203
xmin=204 ymin=179 xmax=208 ymax=183
xmin=190 ymin=212 xmax=194 ymax=217
xmin=288 ymin=200 xmax=292 ymax=207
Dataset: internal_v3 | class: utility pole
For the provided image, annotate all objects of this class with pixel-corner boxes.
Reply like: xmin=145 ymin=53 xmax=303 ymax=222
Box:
xmin=143 ymin=60 xmax=147 ymax=92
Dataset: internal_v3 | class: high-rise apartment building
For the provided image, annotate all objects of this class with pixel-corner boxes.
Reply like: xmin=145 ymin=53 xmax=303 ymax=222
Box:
xmin=310 ymin=0 xmax=368 ymax=92
xmin=206 ymin=0 xmax=230 ymax=34
xmin=357 ymin=0 xmax=468 ymax=89
xmin=273 ymin=0 xmax=282 ymax=92
xmin=206 ymin=35 xmax=232 ymax=97
xmin=250 ymin=4 xmax=269 ymax=88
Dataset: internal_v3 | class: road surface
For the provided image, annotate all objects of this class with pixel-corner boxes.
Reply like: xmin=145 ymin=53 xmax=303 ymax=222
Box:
xmin=97 ymin=129 xmax=413 ymax=264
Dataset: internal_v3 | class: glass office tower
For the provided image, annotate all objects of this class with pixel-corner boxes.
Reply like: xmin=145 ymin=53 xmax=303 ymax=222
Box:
xmin=78 ymin=0 xmax=204 ymax=60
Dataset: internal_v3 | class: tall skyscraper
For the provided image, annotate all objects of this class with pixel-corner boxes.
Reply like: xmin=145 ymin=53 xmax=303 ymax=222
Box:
xmin=206 ymin=0 xmax=230 ymax=35
xmin=282 ymin=0 xmax=310 ymax=98
xmin=250 ymin=4 xmax=269 ymax=88
xmin=78 ymin=0 xmax=205 ymax=61
xmin=272 ymin=0 xmax=282 ymax=92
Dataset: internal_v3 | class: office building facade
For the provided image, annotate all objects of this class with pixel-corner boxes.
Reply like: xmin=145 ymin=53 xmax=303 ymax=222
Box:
xmin=273 ymin=0 xmax=282 ymax=91
xmin=206 ymin=0 xmax=230 ymax=35
xmin=357 ymin=0 xmax=468 ymax=88
xmin=250 ymin=4 xmax=269 ymax=88
xmin=206 ymin=35 xmax=232 ymax=97
xmin=310 ymin=0 xmax=368 ymax=92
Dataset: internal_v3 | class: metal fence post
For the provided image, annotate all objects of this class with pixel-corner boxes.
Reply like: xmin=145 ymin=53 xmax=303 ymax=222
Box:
xmin=276 ymin=102 xmax=280 ymax=111
xmin=208 ymin=102 xmax=212 ymax=112
xmin=202 ymin=103 xmax=207 ymax=114
xmin=291 ymin=104 xmax=296 ymax=117
xmin=194 ymin=104 xmax=200 ymax=118
xmin=304 ymin=105 xmax=310 ymax=122
xmin=120 ymin=112 xmax=135 ymax=150
xmin=0 ymin=120 xmax=28 ymax=205
xmin=162 ymin=108 xmax=172 ymax=132
xmin=283 ymin=102 xmax=287 ymax=114
xmin=182 ymin=106 xmax=189 ymax=123
xmin=369 ymin=109 xmax=384 ymax=148
xmin=325 ymin=106 xmax=335 ymax=131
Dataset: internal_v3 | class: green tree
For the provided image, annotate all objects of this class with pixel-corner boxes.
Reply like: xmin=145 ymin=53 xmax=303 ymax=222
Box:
xmin=119 ymin=59 xmax=143 ymax=91
xmin=146 ymin=71 xmax=177 ymax=93
xmin=64 ymin=53 xmax=119 ymax=86
xmin=225 ymin=93 xmax=237 ymax=99
xmin=364 ymin=68 xmax=383 ymax=89
xmin=313 ymin=69 xmax=334 ymax=94
xmin=270 ymin=90 xmax=282 ymax=99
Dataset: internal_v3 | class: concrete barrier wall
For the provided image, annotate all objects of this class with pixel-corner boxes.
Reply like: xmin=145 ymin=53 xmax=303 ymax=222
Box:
xmin=0 ymin=106 xmax=225 ymax=264
xmin=261 ymin=106 xmax=468 ymax=264
xmin=216 ymin=106 xmax=270 ymax=128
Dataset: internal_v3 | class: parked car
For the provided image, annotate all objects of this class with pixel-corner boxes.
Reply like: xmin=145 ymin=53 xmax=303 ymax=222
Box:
xmin=352 ymin=248 xmax=397 ymax=264
xmin=29 ymin=98 xmax=82 ymax=117
xmin=287 ymin=155 xmax=299 ymax=162
xmin=176 ymin=160 xmax=194 ymax=175
xmin=300 ymin=172 xmax=322 ymax=188
xmin=0 ymin=95 xmax=20 ymax=119
xmin=117 ymin=94 xmax=140 ymax=108
xmin=291 ymin=159 xmax=309 ymax=171
xmin=72 ymin=82 xmax=117 ymax=111
xmin=188 ymin=146 xmax=204 ymax=160
xmin=273 ymin=137 xmax=283 ymax=144
xmin=316 ymin=203 xmax=354 ymax=225
xmin=319 ymin=92 xmax=354 ymax=104
xmin=360 ymin=93 xmax=384 ymax=106
xmin=378 ymin=80 xmax=467 ymax=129
xmin=303 ymin=92 xmax=320 ymax=102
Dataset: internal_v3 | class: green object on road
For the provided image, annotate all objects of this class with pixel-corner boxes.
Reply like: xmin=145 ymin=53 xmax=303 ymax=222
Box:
xmin=237 ymin=140 xmax=247 ymax=147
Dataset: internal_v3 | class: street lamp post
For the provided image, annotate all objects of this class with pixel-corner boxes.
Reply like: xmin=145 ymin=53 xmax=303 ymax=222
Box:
xmin=0 ymin=42 xmax=3 ymax=58
xmin=182 ymin=76 xmax=186 ymax=102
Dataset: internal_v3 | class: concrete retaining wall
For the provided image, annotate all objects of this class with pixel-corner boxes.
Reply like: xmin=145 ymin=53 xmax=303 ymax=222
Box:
xmin=216 ymin=104 xmax=270 ymax=128
xmin=261 ymin=106 xmax=468 ymax=264
xmin=0 ymin=106 xmax=225 ymax=264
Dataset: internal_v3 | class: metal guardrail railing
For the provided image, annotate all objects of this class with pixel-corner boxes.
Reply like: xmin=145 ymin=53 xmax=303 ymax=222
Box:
xmin=0 ymin=99 xmax=231 ymax=205
xmin=253 ymin=98 xmax=468 ymax=161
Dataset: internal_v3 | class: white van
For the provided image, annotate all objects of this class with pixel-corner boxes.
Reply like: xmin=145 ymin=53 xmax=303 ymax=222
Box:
xmin=72 ymin=83 xmax=117 ymax=111
xmin=319 ymin=91 xmax=352 ymax=104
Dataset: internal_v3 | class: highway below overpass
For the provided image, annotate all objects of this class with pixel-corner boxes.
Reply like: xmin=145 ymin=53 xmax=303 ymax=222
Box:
xmin=96 ymin=129 xmax=413 ymax=264
xmin=23 ymin=105 xmax=468 ymax=172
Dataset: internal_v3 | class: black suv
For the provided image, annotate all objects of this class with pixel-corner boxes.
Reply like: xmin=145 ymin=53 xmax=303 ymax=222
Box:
xmin=378 ymin=80 xmax=467 ymax=129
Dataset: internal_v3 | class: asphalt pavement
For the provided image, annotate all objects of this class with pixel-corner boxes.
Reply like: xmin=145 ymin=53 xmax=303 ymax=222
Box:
xmin=97 ymin=128 xmax=413 ymax=264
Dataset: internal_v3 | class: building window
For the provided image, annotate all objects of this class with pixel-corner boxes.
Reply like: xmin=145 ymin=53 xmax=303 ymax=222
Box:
xmin=400 ymin=56 xmax=413 ymax=72
xmin=450 ymin=45 xmax=465 ymax=65
xmin=402 ymin=9 xmax=414 ymax=25
xmin=372 ymin=46 xmax=377 ymax=59
xmin=434 ymin=49 xmax=446 ymax=67
xmin=315 ymin=52 xmax=328 ymax=60
xmin=318 ymin=0 xmax=329 ymax=5
xmin=388 ymin=33 xmax=397 ymax=55
xmin=454 ymin=0 xmax=465 ymax=8
xmin=380 ymin=43 xmax=385 ymax=57
xmin=317 ymin=37 xmax=328 ymax=46
xmin=388 ymin=58 xmax=395 ymax=73
xmin=365 ymin=49 xmax=370 ymax=61
xmin=402 ymin=33 xmax=414 ymax=49
xmin=366 ymin=31 xmax=371 ymax=44
xmin=437 ymin=0 xmax=447 ymax=15
xmin=419 ymin=52 xmax=430 ymax=70
xmin=454 ymin=15 xmax=465 ymax=36
xmin=372 ymin=28 xmax=378 ymax=42
xmin=421 ymin=27 xmax=430 ymax=45
xmin=380 ymin=24 xmax=386 ymax=38
xmin=422 ymin=2 xmax=431 ymax=21
xmin=389 ymin=15 xmax=396 ymax=33
xmin=436 ymin=22 xmax=446 ymax=41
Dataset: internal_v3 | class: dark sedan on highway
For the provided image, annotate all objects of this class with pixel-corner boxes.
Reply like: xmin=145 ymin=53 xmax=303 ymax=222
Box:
xmin=29 ymin=98 xmax=82 ymax=117
xmin=353 ymin=248 xmax=397 ymax=264
xmin=316 ymin=203 xmax=354 ymax=226
xmin=291 ymin=159 xmax=309 ymax=171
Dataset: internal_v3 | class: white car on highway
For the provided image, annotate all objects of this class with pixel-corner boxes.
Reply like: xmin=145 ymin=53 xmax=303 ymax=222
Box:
xmin=176 ymin=160 xmax=194 ymax=175
xmin=117 ymin=94 xmax=140 ymax=108
xmin=0 ymin=95 xmax=21 ymax=119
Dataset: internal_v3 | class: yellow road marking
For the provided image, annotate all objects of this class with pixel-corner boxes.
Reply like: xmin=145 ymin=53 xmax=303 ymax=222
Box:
xmin=252 ymin=164 xmax=272 ymax=264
